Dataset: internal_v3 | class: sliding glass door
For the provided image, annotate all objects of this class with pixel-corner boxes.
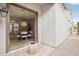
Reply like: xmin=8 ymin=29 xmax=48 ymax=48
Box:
xmin=7 ymin=3 xmax=38 ymax=51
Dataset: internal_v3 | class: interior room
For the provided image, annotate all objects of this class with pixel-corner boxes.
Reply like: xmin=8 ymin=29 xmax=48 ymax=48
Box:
xmin=8 ymin=4 xmax=37 ymax=50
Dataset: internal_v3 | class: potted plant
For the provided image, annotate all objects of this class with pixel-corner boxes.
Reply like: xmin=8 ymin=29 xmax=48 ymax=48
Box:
xmin=28 ymin=42 xmax=38 ymax=54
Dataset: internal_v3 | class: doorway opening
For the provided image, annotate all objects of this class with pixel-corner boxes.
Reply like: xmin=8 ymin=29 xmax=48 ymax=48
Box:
xmin=7 ymin=4 xmax=38 ymax=50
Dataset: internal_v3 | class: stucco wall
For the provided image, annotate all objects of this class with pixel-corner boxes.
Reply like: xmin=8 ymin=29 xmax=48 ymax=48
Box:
xmin=41 ymin=4 xmax=71 ymax=47
xmin=55 ymin=4 xmax=71 ymax=47
xmin=41 ymin=4 xmax=56 ymax=46
xmin=0 ymin=17 xmax=7 ymax=55
xmin=0 ymin=4 xmax=8 ymax=55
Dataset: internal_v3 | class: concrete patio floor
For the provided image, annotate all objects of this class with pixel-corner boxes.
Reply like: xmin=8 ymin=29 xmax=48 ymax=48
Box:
xmin=7 ymin=34 xmax=79 ymax=56
xmin=7 ymin=43 xmax=55 ymax=56
xmin=50 ymin=34 xmax=79 ymax=56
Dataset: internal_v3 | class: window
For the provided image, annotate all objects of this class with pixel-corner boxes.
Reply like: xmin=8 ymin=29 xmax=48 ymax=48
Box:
xmin=9 ymin=22 xmax=19 ymax=33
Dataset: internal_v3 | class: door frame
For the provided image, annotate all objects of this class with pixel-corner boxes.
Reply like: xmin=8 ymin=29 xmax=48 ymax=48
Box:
xmin=6 ymin=3 xmax=38 ymax=53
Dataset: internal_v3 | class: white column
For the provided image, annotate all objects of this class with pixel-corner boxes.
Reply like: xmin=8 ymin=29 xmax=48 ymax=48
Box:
xmin=0 ymin=16 xmax=7 ymax=55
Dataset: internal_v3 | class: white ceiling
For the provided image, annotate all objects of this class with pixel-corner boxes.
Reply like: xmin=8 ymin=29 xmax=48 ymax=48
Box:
xmin=9 ymin=4 xmax=36 ymax=19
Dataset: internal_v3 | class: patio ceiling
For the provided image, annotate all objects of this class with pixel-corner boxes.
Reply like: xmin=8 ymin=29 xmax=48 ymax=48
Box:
xmin=9 ymin=4 xmax=36 ymax=19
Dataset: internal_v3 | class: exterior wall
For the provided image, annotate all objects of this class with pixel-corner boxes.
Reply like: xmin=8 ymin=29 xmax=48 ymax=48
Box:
xmin=0 ymin=3 xmax=72 ymax=55
xmin=55 ymin=4 xmax=71 ymax=47
xmin=41 ymin=4 xmax=56 ymax=46
xmin=0 ymin=4 xmax=8 ymax=55
xmin=0 ymin=16 xmax=7 ymax=55
xmin=41 ymin=4 xmax=72 ymax=47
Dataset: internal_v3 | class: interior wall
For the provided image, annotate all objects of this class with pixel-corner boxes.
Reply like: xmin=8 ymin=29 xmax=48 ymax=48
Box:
xmin=11 ymin=17 xmax=35 ymax=30
xmin=10 ymin=17 xmax=35 ymax=37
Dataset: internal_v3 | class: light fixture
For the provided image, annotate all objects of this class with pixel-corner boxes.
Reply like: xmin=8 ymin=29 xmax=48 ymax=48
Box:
xmin=20 ymin=21 xmax=28 ymax=27
xmin=1 ymin=11 xmax=7 ymax=17
xmin=0 ymin=8 xmax=8 ymax=17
